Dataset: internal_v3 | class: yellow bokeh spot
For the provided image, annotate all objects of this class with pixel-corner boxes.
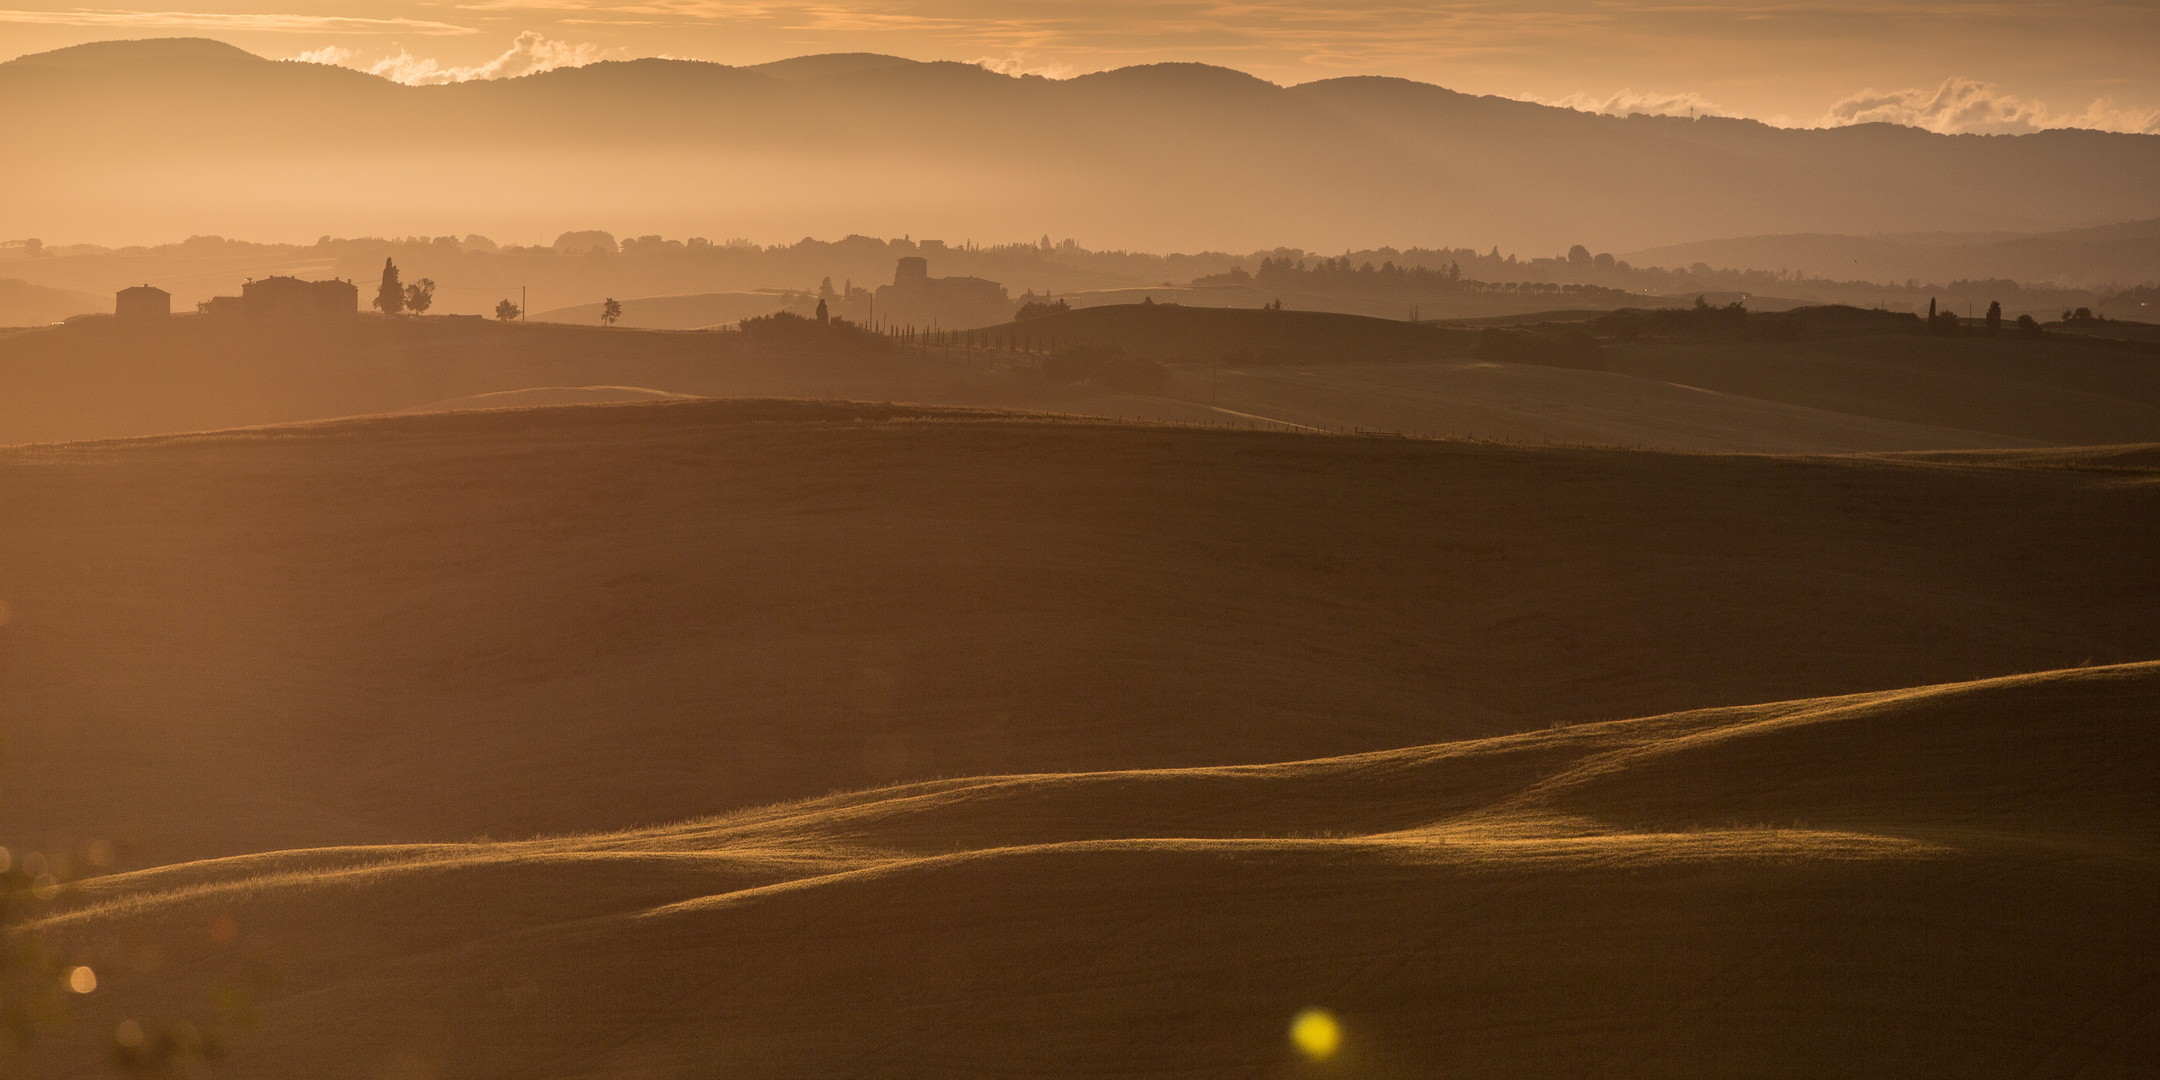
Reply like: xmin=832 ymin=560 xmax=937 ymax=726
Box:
xmin=1290 ymin=1008 xmax=1341 ymax=1060
xmin=67 ymin=966 xmax=97 ymax=994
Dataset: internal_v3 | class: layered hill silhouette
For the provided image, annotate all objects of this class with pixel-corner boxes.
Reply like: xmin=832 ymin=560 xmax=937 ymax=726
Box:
xmin=7 ymin=39 xmax=2159 ymax=250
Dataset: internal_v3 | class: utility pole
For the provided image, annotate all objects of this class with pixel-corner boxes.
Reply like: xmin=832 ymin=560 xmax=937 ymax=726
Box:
xmin=522 ymin=285 xmax=527 ymax=323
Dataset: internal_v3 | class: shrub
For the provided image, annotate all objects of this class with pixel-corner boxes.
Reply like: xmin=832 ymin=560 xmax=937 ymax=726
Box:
xmin=738 ymin=309 xmax=883 ymax=352
xmin=1015 ymin=299 xmax=1070 ymax=321
xmin=1039 ymin=343 xmax=1168 ymax=394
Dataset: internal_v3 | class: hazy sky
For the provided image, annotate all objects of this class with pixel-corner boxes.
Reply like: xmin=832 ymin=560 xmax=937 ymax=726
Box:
xmin=3 ymin=1 xmax=2158 ymax=133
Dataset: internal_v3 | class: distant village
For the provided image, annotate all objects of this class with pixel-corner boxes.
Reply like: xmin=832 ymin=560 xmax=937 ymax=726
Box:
xmin=103 ymin=255 xmax=1023 ymax=333
xmin=19 ymin=228 xmax=2143 ymax=328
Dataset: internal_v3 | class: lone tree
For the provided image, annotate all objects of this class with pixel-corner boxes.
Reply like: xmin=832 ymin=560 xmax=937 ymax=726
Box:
xmin=601 ymin=297 xmax=622 ymax=326
xmin=404 ymin=277 xmax=436 ymax=316
xmin=375 ymin=258 xmax=404 ymax=316
xmin=494 ymin=298 xmax=521 ymax=321
xmin=1985 ymin=300 xmax=2002 ymax=334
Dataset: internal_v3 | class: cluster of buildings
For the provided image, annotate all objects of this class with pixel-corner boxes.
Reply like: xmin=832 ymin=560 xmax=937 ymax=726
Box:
xmin=113 ymin=276 xmax=359 ymax=319
xmin=872 ymin=257 xmax=1012 ymax=330
xmin=110 ymin=257 xmax=1010 ymax=329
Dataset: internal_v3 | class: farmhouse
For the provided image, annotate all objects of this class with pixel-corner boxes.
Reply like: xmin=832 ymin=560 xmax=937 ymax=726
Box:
xmin=200 ymin=276 xmax=359 ymax=318
xmin=115 ymin=284 xmax=170 ymax=318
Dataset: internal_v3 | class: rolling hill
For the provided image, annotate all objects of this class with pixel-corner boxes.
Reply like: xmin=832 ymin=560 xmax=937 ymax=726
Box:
xmin=0 ymin=278 xmax=104 ymax=327
xmin=5 ymin=39 xmax=2159 ymax=251
xmin=7 ymin=308 xmax=2159 ymax=452
xmin=991 ymin=302 xmax=2160 ymax=448
xmin=3 ymin=401 xmax=2156 ymax=870
xmin=3 ymin=400 xmax=2153 ymax=1076
xmin=20 ymin=661 xmax=2157 ymax=1077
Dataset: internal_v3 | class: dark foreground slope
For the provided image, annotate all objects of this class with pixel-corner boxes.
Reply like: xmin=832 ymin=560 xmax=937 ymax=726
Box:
xmin=2 ymin=402 xmax=2155 ymax=865
xmin=27 ymin=663 xmax=2158 ymax=1078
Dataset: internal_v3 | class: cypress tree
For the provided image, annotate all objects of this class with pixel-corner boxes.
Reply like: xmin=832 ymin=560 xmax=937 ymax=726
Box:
xmin=375 ymin=258 xmax=404 ymax=316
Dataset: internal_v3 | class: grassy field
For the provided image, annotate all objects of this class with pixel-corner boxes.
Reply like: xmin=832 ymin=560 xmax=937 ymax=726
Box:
xmin=1593 ymin=331 xmax=2160 ymax=445
xmin=22 ymin=661 xmax=2155 ymax=1078
xmin=3 ymin=401 xmax=2154 ymax=1075
xmin=4 ymin=401 xmax=2155 ymax=866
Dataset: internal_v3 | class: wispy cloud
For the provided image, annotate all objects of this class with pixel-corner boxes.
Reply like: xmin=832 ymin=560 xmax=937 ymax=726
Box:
xmin=1527 ymin=86 xmax=1723 ymax=118
xmin=971 ymin=53 xmax=1076 ymax=79
xmin=292 ymin=30 xmax=605 ymax=85
xmin=289 ymin=44 xmax=358 ymax=65
xmin=0 ymin=9 xmax=477 ymax=34
xmin=1818 ymin=77 xmax=2160 ymax=134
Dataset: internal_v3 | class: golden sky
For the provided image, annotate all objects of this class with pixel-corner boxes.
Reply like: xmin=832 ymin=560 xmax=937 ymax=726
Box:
xmin=3 ymin=1 xmax=2157 ymax=132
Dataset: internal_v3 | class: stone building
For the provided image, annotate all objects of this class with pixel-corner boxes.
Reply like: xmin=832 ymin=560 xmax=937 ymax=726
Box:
xmin=200 ymin=276 xmax=359 ymax=318
xmin=872 ymin=257 xmax=1011 ymax=330
xmin=115 ymin=284 xmax=170 ymax=318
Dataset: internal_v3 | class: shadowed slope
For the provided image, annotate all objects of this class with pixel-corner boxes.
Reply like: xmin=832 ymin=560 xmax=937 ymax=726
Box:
xmin=6 ymin=315 xmax=2155 ymax=452
xmin=29 ymin=664 xmax=2159 ymax=1078
xmin=2 ymin=401 xmax=2155 ymax=867
xmin=1596 ymin=331 xmax=2160 ymax=446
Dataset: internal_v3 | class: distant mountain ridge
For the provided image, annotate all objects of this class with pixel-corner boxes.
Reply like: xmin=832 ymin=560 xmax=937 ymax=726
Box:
xmin=1 ymin=36 xmax=256 ymax=67
xmin=1624 ymin=219 xmax=2160 ymax=288
xmin=6 ymin=39 xmax=2159 ymax=252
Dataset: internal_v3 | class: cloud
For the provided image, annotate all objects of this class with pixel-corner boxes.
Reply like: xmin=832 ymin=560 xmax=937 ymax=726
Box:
xmin=1818 ymin=77 xmax=2160 ymax=135
xmin=288 ymin=45 xmax=357 ymax=66
xmin=309 ymin=30 xmax=606 ymax=85
xmin=971 ymin=54 xmax=1077 ymax=79
xmin=0 ymin=9 xmax=476 ymax=34
xmin=1528 ymin=87 xmax=1722 ymax=118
